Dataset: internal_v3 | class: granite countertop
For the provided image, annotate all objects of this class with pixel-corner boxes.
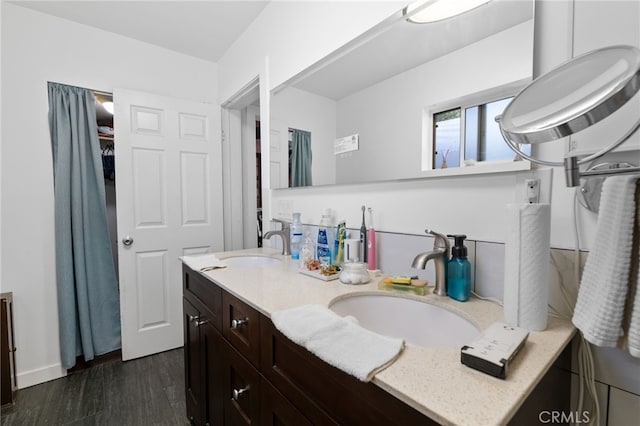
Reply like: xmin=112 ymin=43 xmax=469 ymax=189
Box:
xmin=189 ymin=248 xmax=575 ymax=426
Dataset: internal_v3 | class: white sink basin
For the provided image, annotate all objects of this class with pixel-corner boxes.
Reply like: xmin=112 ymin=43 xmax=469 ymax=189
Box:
xmin=329 ymin=293 xmax=480 ymax=348
xmin=220 ymin=255 xmax=282 ymax=268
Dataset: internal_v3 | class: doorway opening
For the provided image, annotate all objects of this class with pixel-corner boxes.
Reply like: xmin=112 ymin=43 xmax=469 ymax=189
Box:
xmin=49 ymin=83 xmax=122 ymax=371
xmin=221 ymin=78 xmax=262 ymax=250
xmin=94 ymin=92 xmax=119 ymax=280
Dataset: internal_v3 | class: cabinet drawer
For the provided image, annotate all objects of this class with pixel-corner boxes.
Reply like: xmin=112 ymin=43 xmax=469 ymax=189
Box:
xmin=183 ymin=265 xmax=222 ymax=330
xmin=261 ymin=319 xmax=435 ymax=425
xmin=222 ymin=291 xmax=261 ymax=367
xmin=221 ymin=340 xmax=261 ymax=425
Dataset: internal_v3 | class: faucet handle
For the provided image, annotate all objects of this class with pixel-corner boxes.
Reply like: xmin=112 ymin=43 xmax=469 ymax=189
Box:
xmin=424 ymin=229 xmax=450 ymax=251
xmin=271 ymin=218 xmax=290 ymax=231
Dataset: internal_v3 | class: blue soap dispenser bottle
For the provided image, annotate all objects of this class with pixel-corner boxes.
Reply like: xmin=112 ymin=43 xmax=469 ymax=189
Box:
xmin=447 ymin=234 xmax=471 ymax=302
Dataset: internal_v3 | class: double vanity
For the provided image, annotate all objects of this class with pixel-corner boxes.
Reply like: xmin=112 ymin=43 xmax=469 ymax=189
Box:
xmin=182 ymin=248 xmax=575 ymax=425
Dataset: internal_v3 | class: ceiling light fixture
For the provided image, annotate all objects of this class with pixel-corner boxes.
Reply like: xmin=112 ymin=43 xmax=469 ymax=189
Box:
xmin=404 ymin=0 xmax=491 ymax=24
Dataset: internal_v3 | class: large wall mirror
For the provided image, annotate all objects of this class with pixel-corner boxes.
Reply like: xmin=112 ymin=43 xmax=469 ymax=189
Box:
xmin=270 ymin=0 xmax=534 ymax=188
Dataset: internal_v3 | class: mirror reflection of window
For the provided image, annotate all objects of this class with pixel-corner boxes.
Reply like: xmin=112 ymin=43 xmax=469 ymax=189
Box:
xmin=431 ymin=86 xmax=532 ymax=169
xmin=465 ymin=97 xmax=530 ymax=162
xmin=433 ymin=109 xmax=461 ymax=169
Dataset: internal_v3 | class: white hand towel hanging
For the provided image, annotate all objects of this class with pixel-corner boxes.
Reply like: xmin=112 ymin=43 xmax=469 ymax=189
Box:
xmin=573 ymin=175 xmax=639 ymax=353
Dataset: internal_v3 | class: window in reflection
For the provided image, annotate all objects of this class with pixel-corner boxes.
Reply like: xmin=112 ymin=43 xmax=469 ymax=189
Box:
xmin=430 ymin=83 xmax=531 ymax=169
xmin=433 ymin=108 xmax=461 ymax=169
xmin=465 ymin=97 xmax=530 ymax=162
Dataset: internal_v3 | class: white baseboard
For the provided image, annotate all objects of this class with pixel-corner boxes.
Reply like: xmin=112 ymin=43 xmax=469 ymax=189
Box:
xmin=16 ymin=363 xmax=67 ymax=389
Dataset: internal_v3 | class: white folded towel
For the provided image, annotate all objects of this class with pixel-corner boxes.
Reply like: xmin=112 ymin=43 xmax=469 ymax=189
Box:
xmin=180 ymin=253 xmax=226 ymax=271
xmin=573 ymin=175 xmax=639 ymax=350
xmin=271 ymin=304 xmax=405 ymax=381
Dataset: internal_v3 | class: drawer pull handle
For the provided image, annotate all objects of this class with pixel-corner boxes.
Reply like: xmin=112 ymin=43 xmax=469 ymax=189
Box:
xmin=195 ymin=319 xmax=208 ymax=327
xmin=231 ymin=318 xmax=248 ymax=329
xmin=232 ymin=385 xmax=250 ymax=400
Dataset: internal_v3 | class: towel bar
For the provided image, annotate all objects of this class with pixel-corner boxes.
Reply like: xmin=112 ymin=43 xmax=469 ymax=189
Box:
xmin=577 ymin=160 xmax=640 ymax=213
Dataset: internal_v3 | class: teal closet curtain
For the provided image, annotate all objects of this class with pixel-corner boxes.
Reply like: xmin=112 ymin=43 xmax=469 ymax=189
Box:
xmin=290 ymin=129 xmax=312 ymax=187
xmin=48 ymin=82 xmax=121 ymax=369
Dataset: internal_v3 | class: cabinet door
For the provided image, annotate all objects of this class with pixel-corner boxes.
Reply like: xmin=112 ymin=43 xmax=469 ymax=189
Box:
xmin=184 ymin=298 xmax=204 ymax=425
xmin=221 ymin=341 xmax=261 ymax=425
xmin=202 ymin=320 xmax=223 ymax=426
xmin=260 ymin=378 xmax=312 ymax=426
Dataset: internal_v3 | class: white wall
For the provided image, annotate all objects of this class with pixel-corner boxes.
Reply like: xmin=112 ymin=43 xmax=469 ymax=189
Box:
xmin=0 ymin=3 xmax=218 ymax=387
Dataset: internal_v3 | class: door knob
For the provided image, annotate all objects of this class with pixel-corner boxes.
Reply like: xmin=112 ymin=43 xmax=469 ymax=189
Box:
xmin=122 ymin=236 xmax=134 ymax=246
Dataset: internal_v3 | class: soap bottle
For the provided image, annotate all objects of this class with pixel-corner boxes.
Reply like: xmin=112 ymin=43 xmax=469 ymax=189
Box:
xmin=290 ymin=212 xmax=303 ymax=260
xmin=447 ymin=234 xmax=471 ymax=302
xmin=317 ymin=208 xmax=334 ymax=265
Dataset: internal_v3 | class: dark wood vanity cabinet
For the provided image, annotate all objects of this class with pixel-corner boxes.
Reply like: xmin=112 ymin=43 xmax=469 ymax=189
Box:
xmin=182 ymin=264 xmax=430 ymax=426
xmin=183 ymin=264 xmax=570 ymax=425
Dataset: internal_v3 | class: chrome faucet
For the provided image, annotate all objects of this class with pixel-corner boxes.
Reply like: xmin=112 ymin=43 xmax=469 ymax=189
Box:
xmin=411 ymin=229 xmax=451 ymax=296
xmin=263 ymin=218 xmax=291 ymax=256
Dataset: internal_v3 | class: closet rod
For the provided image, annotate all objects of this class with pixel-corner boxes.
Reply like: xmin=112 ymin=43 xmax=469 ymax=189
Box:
xmin=47 ymin=81 xmax=112 ymax=97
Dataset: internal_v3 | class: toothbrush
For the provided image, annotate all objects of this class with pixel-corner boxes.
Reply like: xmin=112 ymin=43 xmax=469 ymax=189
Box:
xmin=367 ymin=207 xmax=376 ymax=270
xmin=360 ymin=205 xmax=368 ymax=263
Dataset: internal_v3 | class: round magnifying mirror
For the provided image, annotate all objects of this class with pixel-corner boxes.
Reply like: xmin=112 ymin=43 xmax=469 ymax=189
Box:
xmin=499 ymin=45 xmax=640 ymax=146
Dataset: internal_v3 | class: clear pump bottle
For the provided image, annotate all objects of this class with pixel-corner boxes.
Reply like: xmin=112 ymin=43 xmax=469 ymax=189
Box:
xmin=447 ymin=234 xmax=471 ymax=302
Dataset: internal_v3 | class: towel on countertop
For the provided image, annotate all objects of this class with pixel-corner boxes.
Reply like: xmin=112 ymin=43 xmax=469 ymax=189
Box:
xmin=572 ymin=175 xmax=640 ymax=357
xmin=180 ymin=253 xmax=226 ymax=271
xmin=271 ymin=304 xmax=405 ymax=381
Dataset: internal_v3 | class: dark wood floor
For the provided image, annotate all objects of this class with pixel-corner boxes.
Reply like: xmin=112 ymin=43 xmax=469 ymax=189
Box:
xmin=1 ymin=348 xmax=189 ymax=426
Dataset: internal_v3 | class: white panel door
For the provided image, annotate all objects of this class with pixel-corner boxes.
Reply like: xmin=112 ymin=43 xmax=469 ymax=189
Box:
xmin=114 ymin=89 xmax=223 ymax=360
xmin=270 ymin=119 xmax=289 ymax=189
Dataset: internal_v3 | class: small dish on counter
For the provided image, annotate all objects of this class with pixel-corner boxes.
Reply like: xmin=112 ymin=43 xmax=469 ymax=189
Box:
xmin=299 ymin=259 xmax=340 ymax=281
